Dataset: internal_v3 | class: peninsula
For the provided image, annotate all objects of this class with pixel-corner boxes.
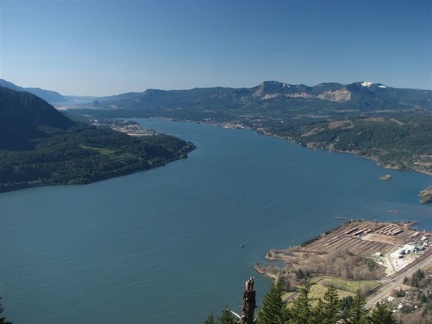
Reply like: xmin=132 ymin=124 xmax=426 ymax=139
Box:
xmin=0 ymin=86 xmax=196 ymax=192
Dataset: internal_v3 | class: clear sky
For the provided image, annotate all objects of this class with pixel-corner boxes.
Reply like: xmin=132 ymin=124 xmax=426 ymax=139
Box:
xmin=1 ymin=0 xmax=431 ymax=96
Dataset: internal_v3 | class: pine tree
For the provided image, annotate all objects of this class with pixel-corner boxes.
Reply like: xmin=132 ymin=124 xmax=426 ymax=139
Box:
xmin=0 ymin=297 xmax=12 ymax=324
xmin=288 ymin=284 xmax=312 ymax=324
xmin=369 ymin=301 xmax=397 ymax=324
xmin=314 ymin=284 xmax=342 ymax=324
xmin=218 ymin=306 xmax=235 ymax=324
xmin=257 ymin=279 xmax=288 ymax=324
xmin=340 ymin=295 xmax=354 ymax=318
xmin=345 ymin=288 xmax=369 ymax=324
xmin=204 ymin=312 xmax=216 ymax=324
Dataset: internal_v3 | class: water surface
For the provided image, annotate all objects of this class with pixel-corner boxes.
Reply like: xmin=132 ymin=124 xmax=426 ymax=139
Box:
xmin=0 ymin=119 xmax=430 ymax=323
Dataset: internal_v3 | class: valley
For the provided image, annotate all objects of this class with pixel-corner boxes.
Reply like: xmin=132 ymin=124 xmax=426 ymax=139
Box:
xmin=64 ymin=81 xmax=432 ymax=177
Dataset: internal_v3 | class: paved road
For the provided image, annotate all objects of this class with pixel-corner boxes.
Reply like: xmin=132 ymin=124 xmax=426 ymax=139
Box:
xmin=366 ymin=248 xmax=432 ymax=309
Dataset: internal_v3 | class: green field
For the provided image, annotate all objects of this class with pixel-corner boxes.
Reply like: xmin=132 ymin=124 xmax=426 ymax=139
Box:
xmin=287 ymin=276 xmax=381 ymax=304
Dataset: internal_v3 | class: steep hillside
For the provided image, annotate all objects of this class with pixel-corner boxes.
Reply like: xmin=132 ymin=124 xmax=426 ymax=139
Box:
xmin=0 ymin=86 xmax=75 ymax=150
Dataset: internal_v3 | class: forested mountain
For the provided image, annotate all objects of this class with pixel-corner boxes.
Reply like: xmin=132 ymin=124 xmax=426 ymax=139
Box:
xmin=0 ymin=86 xmax=195 ymax=192
xmin=0 ymin=87 xmax=75 ymax=150
xmin=0 ymin=79 xmax=67 ymax=103
xmin=69 ymin=81 xmax=432 ymax=174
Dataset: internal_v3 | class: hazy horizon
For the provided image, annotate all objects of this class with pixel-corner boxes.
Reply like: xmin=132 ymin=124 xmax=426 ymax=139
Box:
xmin=1 ymin=0 xmax=431 ymax=96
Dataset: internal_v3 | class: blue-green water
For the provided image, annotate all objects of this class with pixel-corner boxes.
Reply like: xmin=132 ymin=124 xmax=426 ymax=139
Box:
xmin=0 ymin=119 xmax=430 ymax=323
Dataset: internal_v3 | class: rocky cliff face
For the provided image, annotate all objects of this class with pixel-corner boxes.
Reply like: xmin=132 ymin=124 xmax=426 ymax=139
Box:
xmin=253 ymin=81 xmax=352 ymax=102
xmin=318 ymin=88 xmax=351 ymax=102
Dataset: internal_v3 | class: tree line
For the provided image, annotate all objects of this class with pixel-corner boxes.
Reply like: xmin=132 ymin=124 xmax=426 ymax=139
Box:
xmin=203 ymin=266 xmax=432 ymax=323
xmin=203 ymin=282 xmax=397 ymax=324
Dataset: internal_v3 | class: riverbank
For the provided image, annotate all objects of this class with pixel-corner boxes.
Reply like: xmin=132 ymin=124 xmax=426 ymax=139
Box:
xmin=199 ymin=118 xmax=431 ymax=177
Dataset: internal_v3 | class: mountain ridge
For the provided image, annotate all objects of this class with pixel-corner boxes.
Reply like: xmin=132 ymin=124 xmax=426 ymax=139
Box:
xmin=1 ymin=78 xmax=431 ymax=103
xmin=0 ymin=79 xmax=67 ymax=103
xmin=97 ymin=80 xmax=431 ymax=111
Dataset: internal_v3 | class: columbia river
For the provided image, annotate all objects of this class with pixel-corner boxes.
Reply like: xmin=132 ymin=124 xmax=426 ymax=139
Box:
xmin=0 ymin=119 xmax=430 ymax=323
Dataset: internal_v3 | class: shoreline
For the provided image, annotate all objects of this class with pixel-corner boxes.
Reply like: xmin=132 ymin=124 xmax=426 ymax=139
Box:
xmin=0 ymin=141 xmax=196 ymax=194
xmin=255 ymin=220 xmax=432 ymax=281
xmin=150 ymin=117 xmax=432 ymax=203
xmin=193 ymin=119 xmax=432 ymax=176
xmin=258 ymin=129 xmax=432 ymax=176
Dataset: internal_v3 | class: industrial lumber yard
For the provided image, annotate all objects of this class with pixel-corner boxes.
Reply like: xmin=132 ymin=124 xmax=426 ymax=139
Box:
xmin=257 ymin=220 xmax=432 ymax=309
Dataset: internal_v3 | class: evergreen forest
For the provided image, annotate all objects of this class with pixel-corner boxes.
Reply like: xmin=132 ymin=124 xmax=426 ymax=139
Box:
xmin=0 ymin=86 xmax=195 ymax=192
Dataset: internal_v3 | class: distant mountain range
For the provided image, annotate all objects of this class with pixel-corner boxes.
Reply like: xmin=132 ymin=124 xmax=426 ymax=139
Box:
xmin=0 ymin=79 xmax=67 ymax=103
xmin=95 ymin=80 xmax=431 ymax=113
xmin=1 ymin=79 xmax=431 ymax=109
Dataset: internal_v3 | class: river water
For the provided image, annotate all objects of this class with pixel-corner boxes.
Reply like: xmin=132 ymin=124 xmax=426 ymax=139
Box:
xmin=0 ymin=119 xmax=430 ymax=323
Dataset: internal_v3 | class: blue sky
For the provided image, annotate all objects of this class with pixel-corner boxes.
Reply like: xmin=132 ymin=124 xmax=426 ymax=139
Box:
xmin=1 ymin=0 xmax=431 ymax=96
